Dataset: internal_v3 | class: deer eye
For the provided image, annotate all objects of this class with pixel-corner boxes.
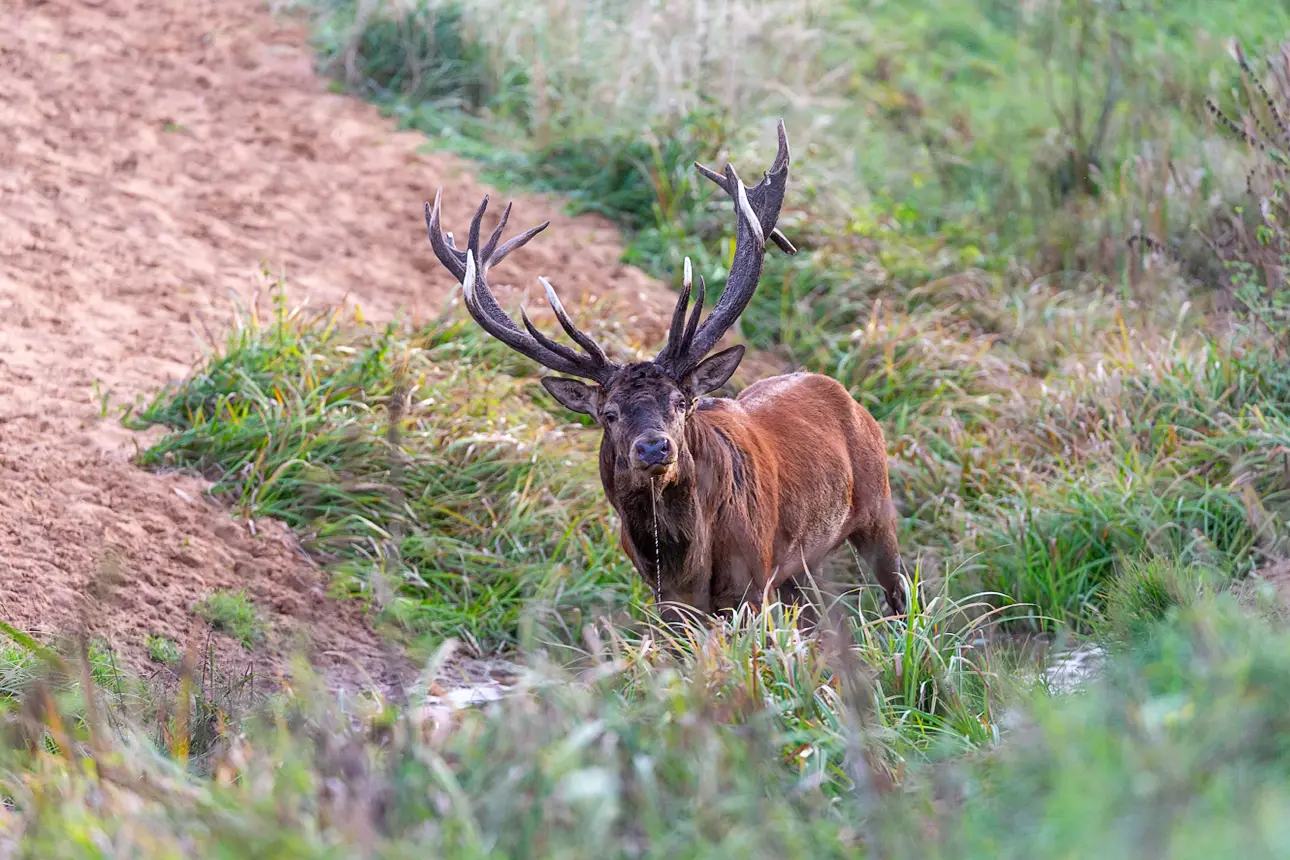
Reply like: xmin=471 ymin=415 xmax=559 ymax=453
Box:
xmin=601 ymin=409 xmax=619 ymax=425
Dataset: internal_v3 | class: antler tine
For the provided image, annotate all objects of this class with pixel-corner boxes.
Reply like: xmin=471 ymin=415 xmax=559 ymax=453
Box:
xmin=731 ymin=164 xmax=766 ymax=248
xmin=467 ymin=196 xmax=489 ymax=256
xmin=680 ymin=274 xmax=705 ymax=353
xmin=492 ymin=222 xmax=552 ymax=269
xmin=656 ymin=257 xmax=694 ymax=366
xmin=539 ymin=277 xmax=610 ymax=365
xmin=519 ymin=303 xmax=586 ymax=366
xmin=425 ymin=188 xmax=466 ymax=281
xmin=671 ymin=121 xmax=793 ymax=374
xmin=770 ymin=230 xmax=797 ymax=255
xmin=696 ymin=120 xmax=797 ymax=255
xmin=422 ymin=193 xmax=618 ymax=384
xmin=481 ymin=202 xmax=512 ymax=261
xmin=771 ymin=117 xmax=790 ymax=174
xmin=653 ymin=269 xmax=706 ymax=376
xmin=694 ymin=161 xmax=727 ymax=187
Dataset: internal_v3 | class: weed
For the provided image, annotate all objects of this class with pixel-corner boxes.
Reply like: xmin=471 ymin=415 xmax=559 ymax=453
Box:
xmin=90 ymin=380 xmax=112 ymax=418
xmin=302 ymin=0 xmax=1290 ymax=284
xmin=4 ymin=592 xmax=1290 ymax=856
xmin=193 ymin=590 xmax=267 ymax=650
xmin=148 ymin=635 xmax=182 ymax=665
xmin=1095 ymin=555 xmax=1225 ymax=643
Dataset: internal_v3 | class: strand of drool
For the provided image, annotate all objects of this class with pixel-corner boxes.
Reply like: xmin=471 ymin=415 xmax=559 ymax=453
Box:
xmin=650 ymin=476 xmax=661 ymax=605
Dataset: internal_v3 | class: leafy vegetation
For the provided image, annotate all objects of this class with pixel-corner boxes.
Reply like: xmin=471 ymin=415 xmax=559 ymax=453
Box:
xmin=193 ymin=590 xmax=268 ymax=650
xmin=886 ymin=594 xmax=1290 ymax=858
xmin=271 ymin=0 xmax=1290 ymax=632
xmin=9 ymin=0 xmax=1290 ymax=854
xmin=297 ymin=0 xmax=1289 ymax=338
xmin=130 ymin=264 xmax=1290 ymax=642
xmin=147 ymin=634 xmax=182 ymax=665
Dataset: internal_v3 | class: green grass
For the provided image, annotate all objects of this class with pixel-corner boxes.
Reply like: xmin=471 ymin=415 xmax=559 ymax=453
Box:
xmin=0 ymin=569 xmax=1014 ymax=855
xmin=771 ymin=295 xmax=1290 ymax=629
xmin=1093 ymin=555 xmax=1226 ymax=643
xmin=273 ymin=0 xmax=1290 ymax=632
xmin=193 ymin=590 xmax=267 ymax=650
xmin=131 ymin=270 xmax=1290 ymax=642
xmin=132 ymin=287 xmax=644 ymax=655
xmin=295 ymin=0 xmax=1290 ymax=350
xmin=147 ymin=635 xmax=182 ymax=665
xmin=0 ymin=586 xmax=1287 ymax=857
xmin=892 ymin=595 xmax=1290 ymax=858
xmin=44 ymin=4 xmax=1290 ymax=854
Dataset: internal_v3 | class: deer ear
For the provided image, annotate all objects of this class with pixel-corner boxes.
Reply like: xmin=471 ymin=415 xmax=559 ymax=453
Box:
xmin=541 ymin=376 xmax=599 ymax=417
xmin=682 ymin=345 xmax=745 ymax=398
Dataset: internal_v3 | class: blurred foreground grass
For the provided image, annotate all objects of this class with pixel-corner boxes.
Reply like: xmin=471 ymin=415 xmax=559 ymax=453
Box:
xmin=0 ymin=579 xmax=1285 ymax=856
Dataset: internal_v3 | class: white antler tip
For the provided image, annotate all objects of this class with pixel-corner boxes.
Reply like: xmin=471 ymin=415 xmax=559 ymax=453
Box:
xmin=539 ymin=276 xmax=564 ymax=312
xmin=682 ymin=256 xmax=692 ymax=288
xmin=462 ymin=250 xmax=477 ymax=302
xmin=735 ymin=182 xmax=765 ymax=248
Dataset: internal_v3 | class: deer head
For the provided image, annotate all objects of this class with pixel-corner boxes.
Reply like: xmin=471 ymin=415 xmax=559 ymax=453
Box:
xmin=424 ymin=121 xmax=794 ymax=490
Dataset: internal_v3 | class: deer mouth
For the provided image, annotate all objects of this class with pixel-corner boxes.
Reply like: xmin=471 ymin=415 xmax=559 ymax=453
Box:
xmin=642 ymin=460 xmax=675 ymax=477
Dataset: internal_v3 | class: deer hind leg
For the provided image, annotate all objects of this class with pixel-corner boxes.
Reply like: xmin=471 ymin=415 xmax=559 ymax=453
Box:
xmin=847 ymin=517 xmax=905 ymax=619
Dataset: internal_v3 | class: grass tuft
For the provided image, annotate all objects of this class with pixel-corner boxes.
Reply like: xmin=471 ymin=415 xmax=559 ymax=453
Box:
xmin=147 ymin=635 xmax=182 ymax=665
xmin=194 ymin=590 xmax=268 ymax=650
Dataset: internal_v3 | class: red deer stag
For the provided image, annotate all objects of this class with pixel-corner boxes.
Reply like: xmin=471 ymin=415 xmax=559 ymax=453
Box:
xmin=423 ymin=121 xmax=904 ymax=620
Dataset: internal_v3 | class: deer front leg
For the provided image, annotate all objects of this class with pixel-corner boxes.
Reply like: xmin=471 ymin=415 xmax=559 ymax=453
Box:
xmin=708 ymin=552 xmax=769 ymax=617
xmin=662 ymin=551 xmax=712 ymax=613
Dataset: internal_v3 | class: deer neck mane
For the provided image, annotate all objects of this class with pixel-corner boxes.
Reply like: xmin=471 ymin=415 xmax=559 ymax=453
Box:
xmin=601 ymin=409 xmax=745 ymax=585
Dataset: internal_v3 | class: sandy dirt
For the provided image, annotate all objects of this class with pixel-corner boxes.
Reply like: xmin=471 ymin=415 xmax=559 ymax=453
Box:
xmin=0 ymin=0 xmax=684 ymax=696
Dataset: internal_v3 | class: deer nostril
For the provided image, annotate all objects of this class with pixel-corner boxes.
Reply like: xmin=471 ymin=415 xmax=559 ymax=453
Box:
xmin=632 ymin=435 xmax=673 ymax=467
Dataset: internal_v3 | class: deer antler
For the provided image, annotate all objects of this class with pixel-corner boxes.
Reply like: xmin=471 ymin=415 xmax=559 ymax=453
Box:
xmin=425 ymin=189 xmax=619 ymax=384
xmin=656 ymin=119 xmax=794 ymax=377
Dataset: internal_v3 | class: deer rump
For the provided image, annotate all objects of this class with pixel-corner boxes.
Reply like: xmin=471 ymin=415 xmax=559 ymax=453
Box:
xmin=423 ymin=120 xmax=905 ymax=620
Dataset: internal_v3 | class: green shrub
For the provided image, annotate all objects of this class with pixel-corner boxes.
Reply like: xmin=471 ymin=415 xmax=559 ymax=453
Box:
xmin=148 ymin=635 xmax=183 ymax=665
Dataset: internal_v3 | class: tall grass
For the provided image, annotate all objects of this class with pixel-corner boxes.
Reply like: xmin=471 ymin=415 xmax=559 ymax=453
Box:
xmin=299 ymin=0 xmax=1289 ymax=268
xmin=133 ymin=261 xmax=1290 ymax=637
xmin=1 ymin=585 xmax=1287 ymax=856
xmin=131 ymin=286 xmax=645 ymax=655
xmin=0 ymin=552 xmax=1018 ymax=855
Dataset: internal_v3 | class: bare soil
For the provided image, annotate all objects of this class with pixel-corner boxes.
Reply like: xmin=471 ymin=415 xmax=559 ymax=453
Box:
xmin=0 ymin=0 xmax=682 ymax=695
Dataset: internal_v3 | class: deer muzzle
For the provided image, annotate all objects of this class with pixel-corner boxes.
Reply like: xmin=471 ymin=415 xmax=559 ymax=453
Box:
xmin=631 ymin=433 xmax=676 ymax=475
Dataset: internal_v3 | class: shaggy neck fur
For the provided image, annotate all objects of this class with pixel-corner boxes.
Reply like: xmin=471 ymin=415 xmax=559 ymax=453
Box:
xmin=599 ymin=404 xmax=748 ymax=589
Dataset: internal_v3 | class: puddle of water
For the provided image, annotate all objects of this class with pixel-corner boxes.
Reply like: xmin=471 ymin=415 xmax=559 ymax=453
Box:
xmin=1042 ymin=642 xmax=1106 ymax=694
xmin=434 ymin=681 xmax=509 ymax=710
xmin=972 ymin=629 xmax=1107 ymax=695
